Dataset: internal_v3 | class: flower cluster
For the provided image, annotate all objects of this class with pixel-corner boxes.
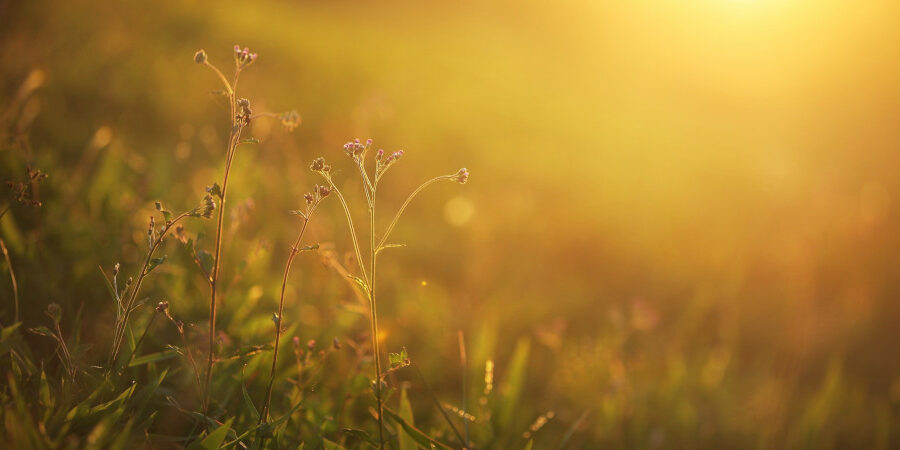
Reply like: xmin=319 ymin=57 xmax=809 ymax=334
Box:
xmin=304 ymin=184 xmax=331 ymax=206
xmin=454 ymin=167 xmax=469 ymax=184
xmin=6 ymin=166 xmax=48 ymax=207
xmin=279 ymin=110 xmax=301 ymax=131
xmin=309 ymin=157 xmax=332 ymax=175
xmin=342 ymin=138 xmax=372 ymax=161
xmin=234 ymin=45 xmax=257 ymax=68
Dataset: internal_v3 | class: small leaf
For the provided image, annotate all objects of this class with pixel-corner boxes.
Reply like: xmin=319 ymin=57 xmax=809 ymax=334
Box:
xmin=383 ymin=407 xmax=451 ymax=449
xmin=342 ymin=428 xmax=377 ymax=448
xmin=398 ymin=387 xmax=416 ymax=450
xmin=196 ymin=250 xmax=214 ymax=275
xmin=289 ymin=210 xmax=307 ymax=219
xmin=240 ymin=138 xmax=260 ymax=145
xmin=348 ymin=275 xmax=369 ymax=294
xmin=128 ymin=349 xmax=178 ymax=367
xmin=187 ymin=418 xmax=233 ymax=450
xmin=298 ymin=243 xmax=319 ymax=252
xmin=240 ymin=367 xmax=260 ymax=422
xmin=322 ymin=439 xmax=346 ymax=450
xmin=390 ymin=347 xmax=410 ymax=368
xmin=376 ymin=243 xmax=406 ymax=255
xmin=146 ymin=255 xmax=167 ymax=274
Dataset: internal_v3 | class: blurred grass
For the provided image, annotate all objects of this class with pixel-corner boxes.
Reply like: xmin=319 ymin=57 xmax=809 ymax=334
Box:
xmin=2 ymin=0 xmax=900 ymax=447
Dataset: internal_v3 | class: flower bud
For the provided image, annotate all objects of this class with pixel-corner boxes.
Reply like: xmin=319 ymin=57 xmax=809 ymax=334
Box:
xmin=454 ymin=167 xmax=469 ymax=184
xmin=194 ymin=49 xmax=207 ymax=64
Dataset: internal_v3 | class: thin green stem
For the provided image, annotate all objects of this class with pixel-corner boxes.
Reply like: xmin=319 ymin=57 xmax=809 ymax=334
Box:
xmin=377 ymin=175 xmax=453 ymax=249
xmin=203 ymin=65 xmax=242 ymax=416
xmin=259 ymin=212 xmax=313 ymax=424
xmin=369 ymin=194 xmax=385 ymax=450
xmin=324 ymin=181 xmax=370 ymax=286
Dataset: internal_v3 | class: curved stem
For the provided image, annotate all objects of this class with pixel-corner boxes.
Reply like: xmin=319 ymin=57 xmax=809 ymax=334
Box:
xmin=324 ymin=181 xmax=370 ymax=286
xmin=377 ymin=175 xmax=453 ymax=249
xmin=259 ymin=213 xmax=313 ymax=424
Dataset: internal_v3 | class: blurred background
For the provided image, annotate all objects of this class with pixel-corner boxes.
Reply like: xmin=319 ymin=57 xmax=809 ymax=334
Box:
xmin=3 ymin=0 xmax=900 ymax=447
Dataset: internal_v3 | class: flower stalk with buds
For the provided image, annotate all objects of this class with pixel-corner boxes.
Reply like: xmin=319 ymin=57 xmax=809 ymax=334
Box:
xmin=310 ymin=140 xmax=468 ymax=448
xmin=258 ymin=184 xmax=330 ymax=425
xmin=193 ymin=45 xmax=299 ymax=414
xmin=106 ymin=195 xmax=217 ymax=374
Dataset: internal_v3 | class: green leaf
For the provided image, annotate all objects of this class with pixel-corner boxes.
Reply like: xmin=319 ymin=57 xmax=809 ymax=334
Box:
xmin=289 ymin=210 xmax=307 ymax=219
xmin=240 ymin=368 xmax=260 ymax=422
xmin=128 ymin=349 xmax=178 ymax=367
xmin=383 ymin=407 xmax=451 ymax=449
xmin=98 ymin=266 xmax=120 ymax=305
xmin=146 ymin=255 xmax=167 ymax=274
xmin=498 ymin=338 xmax=531 ymax=429
xmin=1 ymin=322 xmax=22 ymax=342
xmin=298 ymin=244 xmax=319 ymax=251
xmin=196 ymin=250 xmax=214 ymax=275
xmin=389 ymin=347 xmax=409 ymax=368
xmin=187 ymin=418 xmax=233 ymax=450
xmin=239 ymin=138 xmax=260 ymax=145
xmin=342 ymin=428 xmax=377 ymax=448
xmin=524 ymin=439 xmax=533 ymax=450
xmin=39 ymin=369 xmax=52 ymax=410
xmin=322 ymin=438 xmax=346 ymax=450
xmin=397 ymin=386 xmax=416 ymax=450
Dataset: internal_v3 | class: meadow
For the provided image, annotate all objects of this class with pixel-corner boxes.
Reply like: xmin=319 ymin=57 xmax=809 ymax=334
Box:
xmin=2 ymin=0 xmax=900 ymax=448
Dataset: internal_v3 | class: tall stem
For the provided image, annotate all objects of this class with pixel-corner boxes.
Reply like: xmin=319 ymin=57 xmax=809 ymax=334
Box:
xmin=369 ymin=198 xmax=385 ymax=449
xmin=260 ymin=216 xmax=311 ymax=424
xmin=203 ymin=67 xmax=242 ymax=415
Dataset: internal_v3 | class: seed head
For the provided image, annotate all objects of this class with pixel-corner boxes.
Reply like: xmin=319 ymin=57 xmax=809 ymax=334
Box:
xmin=194 ymin=49 xmax=207 ymax=64
xmin=454 ymin=167 xmax=469 ymax=184
xmin=310 ymin=157 xmax=326 ymax=172
xmin=156 ymin=301 xmax=169 ymax=313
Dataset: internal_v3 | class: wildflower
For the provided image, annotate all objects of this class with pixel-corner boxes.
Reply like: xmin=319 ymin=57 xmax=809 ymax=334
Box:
xmin=307 ymin=339 xmax=316 ymax=350
xmin=279 ymin=110 xmax=301 ymax=131
xmin=310 ymin=157 xmax=326 ymax=172
xmin=333 ymin=337 xmax=342 ymax=350
xmin=317 ymin=185 xmax=331 ymax=198
xmin=113 ymin=262 xmax=120 ymax=277
xmin=454 ymin=167 xmax=469 ymax=184
xmin=304 ymin=192 xmax=314 ymax=205
xmin=234 ymin=45 xmax=258 ymax=68
xmin=194 ymin=49 xmax=207 ymax=64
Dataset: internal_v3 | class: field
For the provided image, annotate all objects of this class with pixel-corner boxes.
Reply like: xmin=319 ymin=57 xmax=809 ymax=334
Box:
xmin=2 ymin=0 xmax=900 ymax=448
